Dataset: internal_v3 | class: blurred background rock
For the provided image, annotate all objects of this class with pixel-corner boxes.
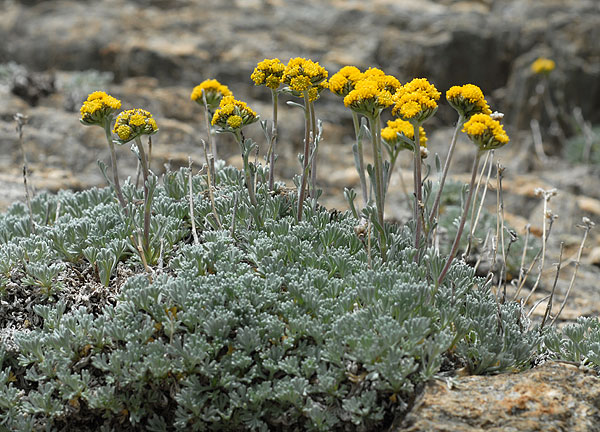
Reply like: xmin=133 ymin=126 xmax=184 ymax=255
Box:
xmin=0 ymin=0 xmax=599 ymax=230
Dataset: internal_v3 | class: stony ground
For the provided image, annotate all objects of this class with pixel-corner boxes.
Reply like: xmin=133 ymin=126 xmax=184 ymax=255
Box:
xmin=1 ymin=0 xmax=600 ymax=430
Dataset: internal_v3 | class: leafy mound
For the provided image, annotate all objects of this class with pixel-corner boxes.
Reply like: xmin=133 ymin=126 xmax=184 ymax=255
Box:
xmin=0 ymin=167 xmax=550 ymax=431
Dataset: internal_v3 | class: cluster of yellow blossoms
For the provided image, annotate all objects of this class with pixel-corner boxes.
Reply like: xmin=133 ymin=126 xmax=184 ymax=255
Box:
xmin=381 ymin=118 xmax=427 ymax=149
xmin=113 ymin=109 xmax=158 ymax=143
xmin=462 ymin=113 xmax=509 ymax=151
xmin=282 ymin=57 xmax=328 ymax=100
xmin=328 ymin=66 xmax=364 ymax=97
xmin=251 ymin=58 xmax=286 ymax=90
xmin=531 ymin=57 xmax=555 ymax=75
xmin=190 ymin=79 xmax=233 ymax=110
xmin=211 ymin=95 xmax=258 ymax=132
xmin=342 ymin=67 xmax=400 ymax=117
xmin=392 ymin=78 xmax=441 ymax=123
xmin=446 ymin=84 xmax=492 ymax=118
xmin=80 ymin=91 xmax=121 ymax=126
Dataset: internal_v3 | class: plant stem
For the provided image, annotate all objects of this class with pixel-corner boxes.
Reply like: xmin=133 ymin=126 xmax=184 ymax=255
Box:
xmin=351 ymin=111 xmax=369 ymax=207
xmin=201 ymin=139 xmax=222 ymax=229
xmin=367 ymin=114 xmax=387 ymax=261
xmin=524 ymin=189 xmax=556 ymax=305
xmin=268 ymin=89 xmax=279 ymax=191
xmin=368 ymin=114 xmax=385 ymax=227
xmin=429 ymin=114 xmax=464 ymax=227
xmin=202 ymin=90 xmax=216 ymax=184
xmin=437 ymin=150 xmax=483 ymax=286
xmin=134 ymin=137 xmax=151 ymax=254
xmin=14 ymin=113 xmax=34 ymax=234
xmin=188 ymin=157 xmax=199 ymax=245
xmin=235 ymin=131 xmax=257 ymax=207
xmin=297 ymin=91 xmax=312 ymax=222
xmin=385 ymin=149 xmax=399 ymax=193
xmin=465 ymin=150 xmax=494 ymax=258
xmin=104 ymin=121 xmax=127 ymax=210
xmin=551 ymin=218 xmax=594 ymax=325
xmin=310 ymin=100 xmax=318 ymax=202
xmin=413 ymin=121 xmax=423 ymax=255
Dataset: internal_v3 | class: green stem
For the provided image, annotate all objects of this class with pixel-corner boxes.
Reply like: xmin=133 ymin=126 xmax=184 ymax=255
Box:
xmin=134 ymin=136 xmax=151 ymax=254
xmin=201 ymin=137 xmax=222 ymax=229
xmin=235 ymin=131 xmax=257 ymax=207
xmin=368 ymin=114 xmax=386 ymax=260
xmin=268 ymin=89 xmax=279 ymax=191
xmin=309 ymin=100 xmax=318 ymax=202
xmin=351 ymin=111 xmax=369 ymax=207
xmin=429 ymin=114 xmax=464 ymax=228
xmin=437 ymin=150 xmax=483 ymax=286
xmin=386 ymin=149 xmax=399 ymax=194
xmin=202 ymin=90 xmax=216 ymax=184
xmin=104 ymin=121 xmax=127 ymax=210
xmin=413 ymin=121 xmax=423 ymax=256
xmin=297 ymin=91 xmax=312 ymax=222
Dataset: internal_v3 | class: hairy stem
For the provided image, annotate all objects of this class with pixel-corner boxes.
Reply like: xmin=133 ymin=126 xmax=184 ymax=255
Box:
xmin=135 ymin=137 xmax=151 ymax=254
xmin=310 ymin=100 xmax=318 ymax=202
xmin=429 ymin=114 xmax=464 ymax=227
xmin=268 ymin=89 xmax=279 ymax=191
xmin=297 ymin=91 xmax=312 ymax=222
xmin=437 ymin=150 xmax=482 ymax=286
xmin=202 ymin=90 xmax=216 ymax=183
xmin=413 ymin=121 xmax=423 ymax=256
xmin=103 ymin=121 xmax=127 ymax=210
xmin=235 ymin=131 xmax=258 ymax=207
xmin=201 ymin=139 xmax=222 ymax=229
xmin=351 ymin=111 xmax=369 ymax=207
xmin=368 ymin=114 xmax=387 ymax=260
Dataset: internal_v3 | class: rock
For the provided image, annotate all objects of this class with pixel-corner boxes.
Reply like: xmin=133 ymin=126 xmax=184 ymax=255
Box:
xmin=1 ymin=0 xmax=599 ymax=131
xmin=398 ymin=361 xmax=600 ymax=432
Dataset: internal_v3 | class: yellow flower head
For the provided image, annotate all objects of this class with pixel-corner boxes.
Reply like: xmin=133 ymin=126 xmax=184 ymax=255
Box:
xmin=446 ymin=84 xmax=492 ymax=118
xmin=190 ymin=79 xmax=233 ymax=110
xmin=211 ymin=96 xmax=258 ymax=132
xmin=282 ymin=57 xmax=328 ymax=98
xmin=328 ymin=66 xmax=364 ymax=97
xmin=381 ymin=118 xmax=427 ymax=152
xmin=80 ymin=91 xmax=121 ymax=127
xmin=531 ymin=57 xmax=555 ymax=75
xmin=112 ymin=108 xmax=158 ymax=144
xmin=343 ymin=78 xmax=394 ymax=117
xmin=462 ymin=113 xmax=509 ymax=151
xmin=308 ymin=80 xmax=328 ymax=102
xmin=392 ymin=78 xmax=440 ymax=123
xmin=363 ymin=68 xmax=386 ymax=79
xmin=251 ymin=58 xmax=285 ymax=90
xmin=227 ymin=115 xmax=243 ymax=129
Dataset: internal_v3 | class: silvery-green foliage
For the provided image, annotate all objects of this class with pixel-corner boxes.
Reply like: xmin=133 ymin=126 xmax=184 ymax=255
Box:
xmin=544 ymin=317 xmax=600 ymax=368
xmin=0 ymin=167 xmax=542 ymax=431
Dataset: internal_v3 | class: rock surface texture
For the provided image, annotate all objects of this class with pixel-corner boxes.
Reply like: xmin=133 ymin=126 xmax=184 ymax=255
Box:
xmin=399 ymin=362 xmax=600 ymax=432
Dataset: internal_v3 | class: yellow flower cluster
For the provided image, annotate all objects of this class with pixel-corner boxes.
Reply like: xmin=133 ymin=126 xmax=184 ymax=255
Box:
xmin=113 ymin=109 xmax=158 ymax=143
xmin=251 ymin=58 xmax=285 ymax=90
xmin=381 ymin=118 xmax=427 ymax=149
xmin=462 ymin=113 xmax=509 ymax=151
xmin=211 ymin=95 xmax=258 ymax=132
xmin=392 ymin=78 xmax=440 ymax=123
xmin=80 ymin=91 xmax=121 ymax=126
xmin=282 ymin=57 xmax=328 ymax=94
xmin=446 ymin=84 xmax=492 ymax=118
xmin=307 ymin=81 xmax=328 ymax=102
xmin=328 ymin=66 xmax=364 ymax=97
xmin=531 ymin=57 xmax=555 ymax=75
xmin=343 ymin=68 xmax=400 ymax=117
xmin=190 ymin=79 xmax=233 ymax=110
